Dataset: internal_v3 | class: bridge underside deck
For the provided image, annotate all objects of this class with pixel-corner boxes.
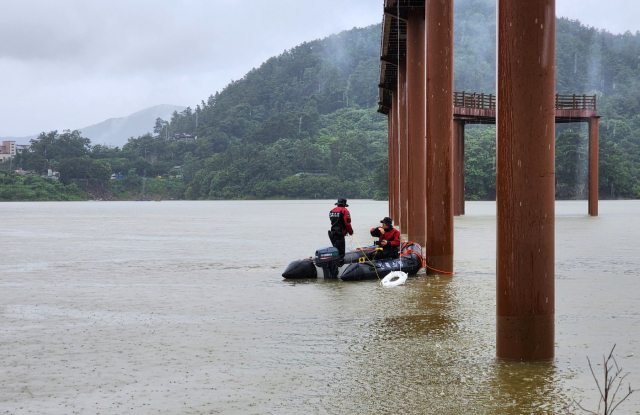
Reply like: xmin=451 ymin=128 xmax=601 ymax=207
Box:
xmin=454 ymin=108 xmax=598 ymax=125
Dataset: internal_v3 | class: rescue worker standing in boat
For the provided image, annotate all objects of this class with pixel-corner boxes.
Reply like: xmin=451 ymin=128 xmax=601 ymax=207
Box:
xmin=370 ymin=217 xmax=401 ymax=260
xmin=329 ymin=198 xmax=353 ymax=265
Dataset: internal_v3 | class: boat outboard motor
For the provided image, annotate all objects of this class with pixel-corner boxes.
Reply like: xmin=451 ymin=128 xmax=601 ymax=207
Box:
xmin=314 ymin=247 xmax=340 ymax=279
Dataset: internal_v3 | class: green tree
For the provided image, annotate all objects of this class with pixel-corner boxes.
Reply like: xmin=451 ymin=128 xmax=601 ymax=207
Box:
xmin=58 ymin=157 xmax=92 ymax=184
xmin=88 ymin=160 xmax=112 ymax=185
xmin=29 ymin=130 xmax=90 ymax=161
xmin=372 ymin=160 xmax=389 ymax=200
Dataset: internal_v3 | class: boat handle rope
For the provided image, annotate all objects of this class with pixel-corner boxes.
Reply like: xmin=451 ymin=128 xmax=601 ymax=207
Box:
xmin=400 ymin=241 xmax=455 ymax=275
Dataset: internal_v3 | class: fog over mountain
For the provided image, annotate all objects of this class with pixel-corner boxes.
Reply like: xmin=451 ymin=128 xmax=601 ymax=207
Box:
xmin=77 ymin=104 xmax=185 ymax=148
xmin=0 ymin=104 xmax=185 ymax=148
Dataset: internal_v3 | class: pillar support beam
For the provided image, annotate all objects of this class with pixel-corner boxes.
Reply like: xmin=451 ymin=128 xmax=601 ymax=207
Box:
xmin=406 ymin=7 xmax=427 ymax=247
xmin=398 ymin=59 xmax=409 ymax=234
xmin=391 ymin=91 xmax=400 ymax=227
xmin=496 ymin=0 xmax=556 ymax=361
xmin=589 ymin=116 xmax=600 ymax=216
xmin=453 ymin=121 xmax=466 ymax=216
xmin=425 ymin=0 xmax=454 ymax=273
xmin=388 ymin=108 xmax=394 ymax=220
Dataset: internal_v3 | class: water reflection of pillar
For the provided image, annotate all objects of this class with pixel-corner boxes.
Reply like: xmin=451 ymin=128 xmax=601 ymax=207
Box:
xmin=398 ymin=59 xmax=409 ymax=234
xmin=379 ymin=277 xmax=456 ymax=339
xmin=453 ymin=121 xmax=466 ymax=216
xmin=496 ymin=0 xmax=555 ymax=360
xmin=425 ymin=0 xmax=454 ymax=273
xmin=406 ymin=7 xmax=427 ymax=247
xmin=392 ymin=91 xmax=401 ymax=228
xmin=588 ymin=116 xmax=600 ymax=216
xmin=487 ymin=360 xmax=559 ymax=414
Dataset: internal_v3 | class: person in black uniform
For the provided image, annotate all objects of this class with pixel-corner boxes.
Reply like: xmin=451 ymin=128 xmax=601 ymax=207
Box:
xmin=328 ymin=198 xmax=353 ymax=265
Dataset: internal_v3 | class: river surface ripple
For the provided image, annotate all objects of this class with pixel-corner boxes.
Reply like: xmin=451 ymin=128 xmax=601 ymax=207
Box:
xmin=0 ymin=200 xmax=638 ymax=414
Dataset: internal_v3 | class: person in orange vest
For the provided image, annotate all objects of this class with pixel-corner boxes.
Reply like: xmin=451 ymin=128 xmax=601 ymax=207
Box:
xmin=370 ymin=216 xmax=400 ymax=260
xmin=328 ymin=198 xmax=353 ymax=265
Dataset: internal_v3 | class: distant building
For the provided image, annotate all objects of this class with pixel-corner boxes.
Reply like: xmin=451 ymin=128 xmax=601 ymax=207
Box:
xmin=16 ymin=144 xmax=30 ymax=153
xmin=1 ymin=141 xmax=16 ymax=155
xmin=170 ymin=133 xmax=197 ymax=142
xmin=0 ymin=140 xmax=16 ymax=164
xmin=294 ymin=170 xmax=329 ymax=177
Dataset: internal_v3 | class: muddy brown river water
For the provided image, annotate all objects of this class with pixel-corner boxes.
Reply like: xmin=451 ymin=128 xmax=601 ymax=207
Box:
xmin=0 ymin=200 xmax=638 ymax=414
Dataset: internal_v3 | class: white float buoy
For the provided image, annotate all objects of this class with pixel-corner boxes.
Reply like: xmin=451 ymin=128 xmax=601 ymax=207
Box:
xmin=381 ymin=271 xmax=408 ymax=287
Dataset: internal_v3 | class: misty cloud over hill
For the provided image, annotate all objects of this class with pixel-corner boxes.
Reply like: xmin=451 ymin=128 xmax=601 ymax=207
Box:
xmin=1 ymin=104 xmax=185 ymax=148
xmin=78 ymin=104 xmax=185 ymax=148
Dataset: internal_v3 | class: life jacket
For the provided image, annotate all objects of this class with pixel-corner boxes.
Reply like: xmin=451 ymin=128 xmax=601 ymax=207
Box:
xmin=329 ymin=206 xmax=353 ymax=236
xmin=370 ymin=226 xmax=401 ymax=251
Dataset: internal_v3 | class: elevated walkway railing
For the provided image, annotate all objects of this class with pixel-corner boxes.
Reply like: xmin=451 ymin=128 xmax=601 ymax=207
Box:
xmin=555 ymin=94 xmax=597 ymax=110
xmin=454 ymin=92 xmax=495 ymax=110
xmin=454 ymin=91 xmax=597 ymax=111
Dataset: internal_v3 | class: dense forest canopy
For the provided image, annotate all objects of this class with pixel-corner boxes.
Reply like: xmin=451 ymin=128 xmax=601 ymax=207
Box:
xmin=5 ymin=0 xmax=640 ymax=201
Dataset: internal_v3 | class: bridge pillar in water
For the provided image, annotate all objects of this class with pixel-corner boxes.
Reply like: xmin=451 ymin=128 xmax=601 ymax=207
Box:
xmin=425 ymin=0 xmax=454 ymax=273
xmin=453 ymin=120 xmax=465 ymax=216
xmin=496 ymin=0 xmax=556 ymax=360
xmin=387 ymin=106 xmax=395 ymax=222
xmin=391 ymin=92 xmax=399 ymax=227
xmin=589 ymin=116 xmax=600 ymax=216
xmin=391 ymin=91 xmax=401 ymax=228
xmin=398 ymin=59 xmax=409 ymax=234
xmin=406 ymin=7 xmax=427 ymax=247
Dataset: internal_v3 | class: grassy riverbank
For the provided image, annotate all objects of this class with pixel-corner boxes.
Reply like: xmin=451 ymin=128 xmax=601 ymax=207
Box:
xmin=0 ymin=171 xmax=186 ymax=201
xmin=0 ymin=172 xmax=86 ymax=201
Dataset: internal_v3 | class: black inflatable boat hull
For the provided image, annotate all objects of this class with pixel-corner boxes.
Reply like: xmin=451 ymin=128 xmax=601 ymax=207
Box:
xmin=282 ymin=243 xmax=423 ymax=280
xmin=282 ymin=259 xmax=318 ymax=279
xmin=282 ymin=246 xmax=378 ymax=279
xmin=339 ymin=255 xmax=422 ymax=281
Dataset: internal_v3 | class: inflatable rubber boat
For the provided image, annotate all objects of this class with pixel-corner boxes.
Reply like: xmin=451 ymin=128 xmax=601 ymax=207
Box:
xmin=282 ymin=242 xmax=424 ymax=281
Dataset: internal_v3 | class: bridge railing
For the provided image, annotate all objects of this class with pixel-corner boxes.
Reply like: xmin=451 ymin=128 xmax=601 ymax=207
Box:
xmin=555 ymin=94 xmax=597 ymax=110
xmin=454 ymin=91 xmax=597 ymax=111
xmin=454 ymin=92 xmax=495 ymax=110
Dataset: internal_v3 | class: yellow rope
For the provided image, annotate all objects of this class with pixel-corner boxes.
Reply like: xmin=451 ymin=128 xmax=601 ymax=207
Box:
xmin=351 ymin=233 xmax=382 ymax=281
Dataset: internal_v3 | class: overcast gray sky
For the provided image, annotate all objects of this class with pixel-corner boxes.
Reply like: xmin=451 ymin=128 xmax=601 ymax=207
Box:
xmin=1 ymin=0 xmax=638 ymax=137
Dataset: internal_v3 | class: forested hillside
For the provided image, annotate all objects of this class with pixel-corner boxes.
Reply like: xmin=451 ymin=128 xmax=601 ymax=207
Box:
xmin=6 ymin=0 xmax=640 ymax=201
xmin=155 ymin=24 xmax=388 ymax=200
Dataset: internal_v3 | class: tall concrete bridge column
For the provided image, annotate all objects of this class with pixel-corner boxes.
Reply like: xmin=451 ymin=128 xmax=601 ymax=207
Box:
xmin=398 ymin=59 xmax=409 ymax=234
xmin=425 ymin=0 xmax=454 ymax=273
xmin=453 ymin=120 xmax=465 ymax=216
xmin=406 ymin=7 xmax=427 ymax=247
xmin=589 ymin=116 xmax=600 ymax=216
xmin=496 ymin=0 xmax=556 ymax=360
xmin=392 ymin=91 xmax=401 ymax=227
xmin=387 ymin=106 xmax=395 ymax=221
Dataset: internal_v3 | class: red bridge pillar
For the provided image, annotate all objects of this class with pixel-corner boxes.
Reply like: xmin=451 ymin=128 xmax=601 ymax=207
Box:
xmin=406 ymin=7 xmax=427 ymax=247
xmin=425 ymin=0 xmax=454 ymax=273
xmin=589 ymin=116 xmax=599 ymax=216
xmin=391 ymin=91 xmax=400 ymax=228
xmin=497 ymin=0 xmax=556 ymax=360
xmin=398 ymin=59 xmax=409 ymax=234
xmin=453 ymin=120 xmax=465 ymax=216
xmin=388 ymin=106 xmax=394 ymax=221
xmin=391 ymin=90 xmax=400 ymax=226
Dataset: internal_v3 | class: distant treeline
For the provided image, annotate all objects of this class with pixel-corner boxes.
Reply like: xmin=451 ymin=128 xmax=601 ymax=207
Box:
xmin=4 ymin=0 xmax=640 ymax=201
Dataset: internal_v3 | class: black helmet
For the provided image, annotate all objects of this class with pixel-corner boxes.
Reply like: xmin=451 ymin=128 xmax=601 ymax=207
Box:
xmin=335 ymin=198 xmax=348 ymax=207
xmin=380 ymin=216 xmax=393 ymax=226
